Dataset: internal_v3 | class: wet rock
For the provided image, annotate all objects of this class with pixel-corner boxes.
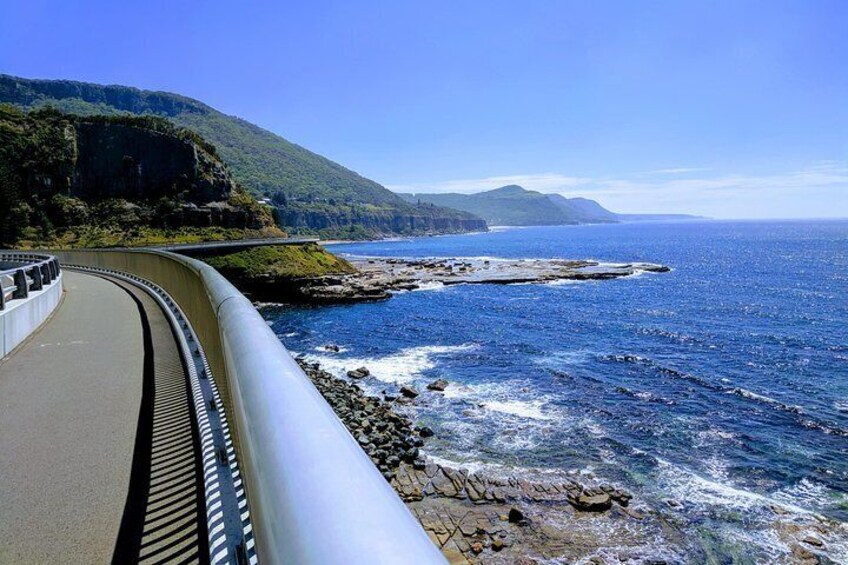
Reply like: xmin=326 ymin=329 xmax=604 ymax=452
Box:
xmin=427 ymin=378 xmax=449 ymax=391
xmin=470 ymin=541 xmax=484 ymax=555
xmin=347 ymin=367 xmax=370 ymax=379
xmin=790 ymin=543 xmax=820 ymax=564
xmin=570 ymin=493 xmax=612 ymax=512
xmin=418 ymin=426 xmax=435 ymax=438
xmin=802 ymin=535 xmax=824 ymax=548
xmin=323 ymin=344 xmax=340 ymax=352
xmin=400 ymin=385 xmax=420 ymax=398
xmin=508 ymin=507 xmax=526 ymax=524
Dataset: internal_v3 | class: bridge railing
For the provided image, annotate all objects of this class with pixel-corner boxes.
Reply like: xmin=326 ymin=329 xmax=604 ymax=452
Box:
xmin=0 ymin=253 xmax=61 ymax=311
xmin=54 ymin=249 xmax=445 ymax=565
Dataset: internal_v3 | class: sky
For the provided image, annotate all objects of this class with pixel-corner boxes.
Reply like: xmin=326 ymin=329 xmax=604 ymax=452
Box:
xmin=1 ymin=0 xmax=846 ymax=218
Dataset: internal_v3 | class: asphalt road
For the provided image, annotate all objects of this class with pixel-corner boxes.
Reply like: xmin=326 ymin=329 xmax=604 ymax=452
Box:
xmin=0 ymin=271 xmax=204 ymax=564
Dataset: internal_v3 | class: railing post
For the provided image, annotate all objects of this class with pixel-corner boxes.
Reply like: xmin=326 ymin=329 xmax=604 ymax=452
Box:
xmin=40 ymin=264 xmax=50 ymax=284
xmin=30 ymin=266 xmax=43 ymax=291
xmin=0 ymin=284 xmax=5 ymax=311
xmin=13 ymin=270 xmax=28 ymax=299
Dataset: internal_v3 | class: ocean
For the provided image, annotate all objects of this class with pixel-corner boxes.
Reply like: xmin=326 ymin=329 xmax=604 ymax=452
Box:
xmin=261 ymin=220 xmax=848 ymax=562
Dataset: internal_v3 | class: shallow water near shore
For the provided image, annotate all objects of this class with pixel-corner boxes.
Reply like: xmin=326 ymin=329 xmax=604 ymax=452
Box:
xmin=262 ymin=220 xmax=848 ymax=562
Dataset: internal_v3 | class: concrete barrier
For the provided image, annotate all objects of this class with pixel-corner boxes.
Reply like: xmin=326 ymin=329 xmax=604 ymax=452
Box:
xmin=54 ymin=249 xmax=445 ymax=565
xmin=0 ymin=255 xmax=63 ymax=359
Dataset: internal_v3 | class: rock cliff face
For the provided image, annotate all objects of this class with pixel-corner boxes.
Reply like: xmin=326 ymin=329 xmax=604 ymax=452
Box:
xmin=0 ymin=106 xmax=276 ymax=245
xmin=72 ymin=121 xmax=236 ymax=204
xmin=277 ymin=205 xmax=488 ymax=238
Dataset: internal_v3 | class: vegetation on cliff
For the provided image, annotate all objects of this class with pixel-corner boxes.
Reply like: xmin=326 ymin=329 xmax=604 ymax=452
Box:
xmin=0 ymin=74 xmax=487 ymax=239
xmin=203 ymin=243 xmax=354 ymax=279
xmin=0 ymin=104 xmax=281 ymax=248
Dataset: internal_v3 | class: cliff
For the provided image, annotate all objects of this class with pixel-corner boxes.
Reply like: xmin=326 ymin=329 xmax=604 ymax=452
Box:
xmin=0 ymin=105 xmax=278 ymax=247
xmin=276 ymin=201 xmax=487 ymax=239
xmin=0 ymin=74 xmax=488 ymax=239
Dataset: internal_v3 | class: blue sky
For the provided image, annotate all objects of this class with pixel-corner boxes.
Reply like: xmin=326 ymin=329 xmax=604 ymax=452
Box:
xmin=2 ymin=0 xmax=846 ymax=218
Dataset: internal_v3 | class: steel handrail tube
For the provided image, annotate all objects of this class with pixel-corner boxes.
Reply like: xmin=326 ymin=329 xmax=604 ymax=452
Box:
xmin=54 ymin=248 xmax=446 ymax=565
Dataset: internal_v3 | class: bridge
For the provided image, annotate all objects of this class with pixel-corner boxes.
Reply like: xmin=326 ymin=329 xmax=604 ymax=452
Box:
xmin=153 ymin=236 xmax=320 ymax=255
xmin=0 ymin=249 xmax=446 ymax=564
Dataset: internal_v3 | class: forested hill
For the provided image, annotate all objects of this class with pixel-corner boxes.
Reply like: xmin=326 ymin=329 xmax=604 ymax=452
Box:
xmin=0 ymin=74 xmax=486 ymax=238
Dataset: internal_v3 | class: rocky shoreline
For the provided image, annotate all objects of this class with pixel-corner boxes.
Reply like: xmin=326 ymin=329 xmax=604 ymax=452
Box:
xmin=297 ymin=256 xmax=670 ymax=303
xmin=297 ymin=358 xmax=686 ymax=564
xmin=296 ymin=356 xmax=847 ymax=564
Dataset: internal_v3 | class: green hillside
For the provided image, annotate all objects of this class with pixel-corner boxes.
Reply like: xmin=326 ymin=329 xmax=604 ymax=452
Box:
xmin=0 ymin=74 xmax=486 ymax=238
xmin=0 ymin=104 xmax=280 ymax=248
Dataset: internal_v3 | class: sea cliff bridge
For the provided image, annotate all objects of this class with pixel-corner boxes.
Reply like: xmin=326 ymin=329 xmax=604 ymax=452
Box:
xmin=0 ymin=245 xmax=446 ymax=564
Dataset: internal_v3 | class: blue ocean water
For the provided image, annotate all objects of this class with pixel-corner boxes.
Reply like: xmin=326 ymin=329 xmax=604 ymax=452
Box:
xmin=262 ymin=220 xmax=848 ymax=560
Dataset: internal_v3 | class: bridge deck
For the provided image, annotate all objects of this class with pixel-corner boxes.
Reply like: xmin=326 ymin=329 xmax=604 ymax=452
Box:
xmin=0 ymin=271 xmax=206 ymax=564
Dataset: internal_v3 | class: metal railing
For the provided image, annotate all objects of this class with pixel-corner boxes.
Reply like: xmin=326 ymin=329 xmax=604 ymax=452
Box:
xmin=54 ymin=249 xmax=446 ymax=565
xmin=0 ymin=253 xmax=62 ymax=311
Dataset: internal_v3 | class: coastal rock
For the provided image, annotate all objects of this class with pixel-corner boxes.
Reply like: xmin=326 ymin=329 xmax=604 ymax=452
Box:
xmin=427 ymin=379 xmax=450 ymax=391
xmin=400 ymin=386 xmax=420 ymax=398
xmin=347 ymin=366 xmax=370 ymax=379
xmin=285 ymin=255 xmax=671 ymax=304
xmin=508 ymin=507 xmax=526 ymax=524
xmin=295 ymin=357 xmax=687 ymax=564
xmin=570 ymin=493 xmax=613 ymax=512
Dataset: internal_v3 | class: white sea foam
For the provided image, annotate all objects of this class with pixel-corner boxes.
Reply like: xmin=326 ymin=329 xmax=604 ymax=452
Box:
xmin=483 ymin=399 xmax=552 ymax=420
xmin=534 ymin=349 xmax=597 ymax=367
xmin=492 ymin=431 xmax=541 ymax=451
xmin=313 ymin=345 xmax=349 ymax=353
xmin=772 ymin=477 xmax=835 ymax=509
xmin=545 ymin=278 xmax=584 ymax=286
xmin=654 ymin=458 xmax=811 ymax=515
xmin=306 ymin=343 xmax=477 ymax=384
xmin=439 ymin=379 xmax=558 ymax=422
xmin=410 ymin=280 xmax=445 ymax=292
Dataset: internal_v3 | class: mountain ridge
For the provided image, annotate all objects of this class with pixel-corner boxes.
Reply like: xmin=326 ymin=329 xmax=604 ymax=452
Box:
xmin=400 ymin=185 xmax=702 ymax=226
xmin=0 ymin=74 xmax=487 ymax=238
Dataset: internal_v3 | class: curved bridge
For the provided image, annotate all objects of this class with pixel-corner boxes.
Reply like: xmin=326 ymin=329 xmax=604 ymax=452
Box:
xmin=0 ymin=250 xmax=445 ymax=565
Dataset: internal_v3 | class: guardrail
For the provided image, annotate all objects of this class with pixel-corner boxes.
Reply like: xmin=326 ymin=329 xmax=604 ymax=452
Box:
xmin=0 ymin=253 xmax=61 ymax=311
xmin=1 ymin=252 xmax=64 ymax=359
xmin=54 ymin=249 xmax=445 ymax=565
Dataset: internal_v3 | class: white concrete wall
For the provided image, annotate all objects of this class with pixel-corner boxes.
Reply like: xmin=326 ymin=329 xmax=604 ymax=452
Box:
xmin=0 ymin=273 xmax=63 ymax=359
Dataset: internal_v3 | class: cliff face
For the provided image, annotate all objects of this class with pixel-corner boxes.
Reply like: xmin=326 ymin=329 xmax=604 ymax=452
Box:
xmin=0 ymin=106 xmax=276 ymax=246
xmin=277 ymin=203 xmax=488 ymax=238
xmin=72 ymin=121 xmax=236 ymax=204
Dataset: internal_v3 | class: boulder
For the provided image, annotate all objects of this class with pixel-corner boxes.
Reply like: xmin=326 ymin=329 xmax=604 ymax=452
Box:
xmin=400 ymin=385 xmax=419 ymax=398
xmin=508 ymin=507 xmax=525 ymax=524
xmin=347 ymin=367 xmax=370 ymax=379
xmin=427 ymin=378 xmax=449 ymax=391
xmin=571 ymin=493 xmax=612 ymax=512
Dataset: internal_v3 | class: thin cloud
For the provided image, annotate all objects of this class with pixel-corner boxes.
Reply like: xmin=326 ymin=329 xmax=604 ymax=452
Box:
xmin=637 ymin=167 xmax=710 ymax=176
